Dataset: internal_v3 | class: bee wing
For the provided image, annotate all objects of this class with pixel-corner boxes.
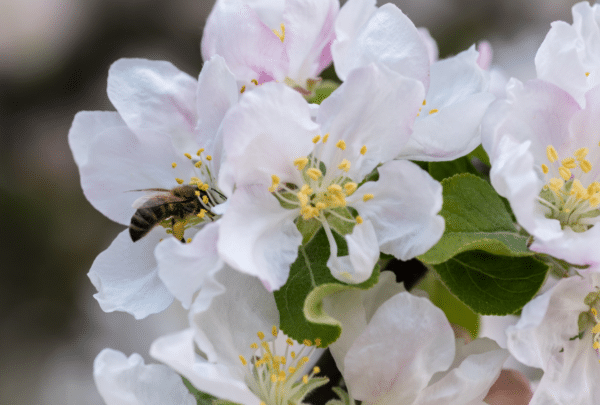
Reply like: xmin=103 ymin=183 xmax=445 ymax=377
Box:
xmin=131 ymin=190 xmax=187 ymax=209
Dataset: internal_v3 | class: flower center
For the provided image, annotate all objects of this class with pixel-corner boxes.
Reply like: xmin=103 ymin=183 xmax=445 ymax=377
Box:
xmin=537 ymin=144 xmax=600 ymax=232
xmin=238 ymin=326 xmax=327 ymax=405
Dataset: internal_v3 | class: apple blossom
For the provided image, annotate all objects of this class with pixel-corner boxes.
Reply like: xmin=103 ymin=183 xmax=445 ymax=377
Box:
xmin=202 ymin=0 xmax=339 ymax=93
xmin=150 ymin=266 xmax=326 ymax=405
xmin=217 ymin=63 xmax=444 ymax=290
xmin=332 ymin=0 xmax=494 ymax=161
xmin=68 ymin=55 xmax=237 ymax=318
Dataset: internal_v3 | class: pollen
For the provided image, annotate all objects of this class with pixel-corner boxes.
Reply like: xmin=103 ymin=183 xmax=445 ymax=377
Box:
xmin=171 ymin=162 xmax=177 ymax=168
xmin=336 ymin=140 xmax=346 ymax=150
xmin=175 ymin=178 xmax=184 ymax=184
xmin=312 ymin=135 xmax=321 ymax=144
xmin=272 ymin=23 xmax=285 ymax=42
xmin=197 ymin=148 xmax=205 ymax=156
xmin=541 ymin=164 xmax=549 ymax=174
xmin=240 ymin=85 xmax=246 ymax=93
xmin=307 ymin=168 xmax=323 ymax=180
xmin=575 ymin=147 xmax=589 ymax=160
xmin=338 ymin=159 xmax=351 ymax=172
xmin=206 ymin=155 xmax=212 ymax=161
xmin=272 ymin=325 xmax=278 ymax=337
xmin=239 ymin=355 xmax=248 ymax=366
xmin=356 ymin=215 xmax=363 ymax=224
xmin=562 ymin=157 xmax=576 ymax=169
xmin=546 ymin=145 xmax=559 ymax=163
xmin=184 ymin=153 xmax=192 ymax=159
xmin=360 ymin=145 xmax=367 ymax=155
xmin=195 ymin=161 xmax=202 ymax=168
xmin=257 ymin=331 xmax=265 ymax=340
xmin=581 ymin=160 xmax=593 ymax=173
xmin=195 ymin=191 xmax=200 ymax=196
xmin=197 ymin=209 xmax=206 ymax=219
xmin=294 ymin=157 xmax=309 ymax=171
xmin=344 ymin=182 xmax=357 ymax=195
xmin=559 ymin=166 xmax=571 ymax=181
xmin=429 ymin=109 xmax=439 ymax=114
xmin=586 ymin=72 xmax=591 ymax=77
xmin=363 ymin=193 xmax=374 ymax=202
xmin=202 ymin=195 xmax=209 ymax=204
xmin=322 ymin=133 xmax=329 ymax=143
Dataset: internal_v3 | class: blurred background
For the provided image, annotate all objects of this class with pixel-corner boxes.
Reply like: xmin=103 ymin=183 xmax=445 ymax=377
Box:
xmin=0 ymin=0 xmax=584 ymax=403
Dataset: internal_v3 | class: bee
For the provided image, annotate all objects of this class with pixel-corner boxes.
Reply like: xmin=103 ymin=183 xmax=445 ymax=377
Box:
xmin=128 ymin=184 xmax=224 ymax=243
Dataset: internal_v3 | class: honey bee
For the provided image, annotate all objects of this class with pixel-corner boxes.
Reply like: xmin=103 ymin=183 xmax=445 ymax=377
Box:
xmin=128 ymin=185 xmax=224 ymax=242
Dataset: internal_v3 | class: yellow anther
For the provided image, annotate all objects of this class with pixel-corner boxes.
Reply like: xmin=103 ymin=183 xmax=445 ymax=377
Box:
xmin=290 ymin=351 xmax=296 ymax=359
xmin=338 ymin=159 xmax=351 ymax=172
xmin=301 ymin=206 xmax=317 ymax=219
xmin=303 ymin=339 xmax=312 ymax=347
xmin=315 ymin=202 xmax=327 ymax=211
xmin=312 ymin=135 xmax=321 ymax=144
xmin=313 ymin=366 xmax=320 ymax=374
xmin=422 ymin=99 xmax=427 ymax=105
xmin=559 ymin=166 xmax=571 ymax=181
xmin=271 ymin=374 xmax=278 ymax=383
xmin=195 ymin=191 xmax=200 ymax=197
xmin=586 ymin=72 xmax=591 ymax=77
xmin=592 ymin=308 xmax=598 ymax=316
xmin=363 ymin=193 xmax=374 ymax=202
xmin=575 ymin=147 xmax=589 ymax=160
xmin=571 ymin=180 xmax=588 ymax=199
xmin=186 ymin=238 xmax=192 ymax=243
xmin=546 ymin=145 xmax=559 ymax=163
xmin=429 ymin=108 xmax=439 ymax=114
xmin=260 ymin=402 xmax=267 ymax=405
xmin=200 ymin=184 xmax=210 ymax=191
xmin=239 ymin=355 xmax=247 ymax=366
xmin=336 ymin=140 xmax=347 ymax=150
xmin=272 ymin=325 xmax=278 ymax=337
xmin=197 ymin=148 xmax=205 ymax=156
xmin=202 ymin=195 xmax=209 ymax=204
xmin=257 ymin=331 xmax=265 ymax=340
xmin=594 ymin=342 xmax=600 ymax=349
xmin=197 ymin=209 xmax=207 ymax=219
xmin=360 ymin=145 xmax=367 ymax=155
xmin=300 ymin=356 xmax=310 ymax=365
xmin=322 ymin=133 xmax=329 ymax=143
xmin=314 ymin=338 xmax=321 ymax=347
xmin=286 ymin=338 xmax=294 ymax=346
xmin=184 ymin=153 xmax=192 ymax=159
xmin=549 ymin=178 xmax=564 ymax=192
xmin=279 ymin=371 xmax=286 ymax=381
xmin=327 ymin=184 xmax=343 ymax=193
xmin=171 ymin=162 xmax=177 ymax=168
xmin=562 ymin=157 xmax=576 ymax=169
xmin=240 ymin=85 xmax=246 ymax=93
xmin=175 ymin=178 xmax=184 ymax=184
xmin=288 ymin=366 xmax=296 ymax=373
xmin=294 ymin=157 xmax=309 ymax=171
xmin=307 ymin=168 xmax=323 ymax=180
xmin=356 ymin=215 xmax=363 ymax=224
xmin=250 ymin=343 xmax=258 ymax=350
xmin=541 ymin=164 xmax=549 ymax=174
xmin=344 ymin=182 xmax=358 ymax=195
xmin=271 ymin=174 xmax=280 ymax=186
xmin=581 ymin=159 xmax=593 ymax=173
xmin=592 ymin=323 xmax=600 ymax=334
xmin=206 ymin=155 xmax=213 ymax=161
xmin=251 ymin=79 xmax=259 ymax=85
xmin=297 ymin=192 xmax=309 ymax=207
xmin=272 ymin=23 xmax=285 ymax=42
xmin=589 ymin=193 xmax=600 ymax=207
xmin=195 ymin=161 xmax=202 ymax=168
xmin=300 ymin=184 xmax=313 ymax=195
xmin=302 ymin=375 xmax=309 ymax=384
xmin=190 ymin=177 xmax=201 ymax=184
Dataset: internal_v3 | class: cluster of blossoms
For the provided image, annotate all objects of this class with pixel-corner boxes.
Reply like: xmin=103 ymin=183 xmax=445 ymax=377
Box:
xmin=69 ymin=0 xmax=600 ymax=404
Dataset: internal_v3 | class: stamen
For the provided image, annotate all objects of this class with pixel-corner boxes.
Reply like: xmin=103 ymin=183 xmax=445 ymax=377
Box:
xmin=363 ymin=193 xmax=374 ymax=202
xmin=197 ymin=209 xmax=206 ymax=219
xmin=258 ymin=331 xmax=265 ymax=340
xmin=575 ymin=147 xmax=589 ymax=160
xmin=239 ymin=355 xmax=248 ymax=366
xmin=322 ymin=133 xmax=329 ymax=143
xmin=312 ymin=135 xmax=321 ymax=144
xmin=586 ymin=72 xmax=591 ymax=77
xmin=195 ymin=161 xmax=202 ymax=168
xmin=202 ymin=195 xmax=209 ymax=204
xmin=562 ymin=157 xmax=576 ymax=169
xmin=307 ymin=168 xmax=322 ymax=180
xmin=294 ymin=157 xmax=309 ymax=171
xmin=356 ymin=215 xmax=363 ymax=224
xmin=429 ymin=109 xmax=438 ymax=114
xmin=547 ymin=145 xmax=559 ymax=163
xmin=344 ymin=182 xmax=357 ymax=195
xmin=581 ymin=160 xmax=593 ymax=173
xmin=541 ymin=164 xmax=549 ymax=174
xmin=251 ymin=79 xmax=259 ymax=86
xmin=240 ymin=85 xmax=246 ymax=93
xmin=206 ymin=155 xmax=213 ymax=161
xmin=184 ymin=153 xmax=192 ymax=159
xmin=360 ymin=145 xmax=367 ymax=155
xmin=559 ymin=166 xmax=571 ymax=181
xmin=175 ymin=178 xmax=184 ymax=184
xmin=338 ymin=159 xmax=351 ymax=172
xmin=171 ymin=162 xmax=177 ymax=168
xmin=272 ymin=23 xmax=285 ymax=42
xmin=272 ymin=326 xmax=278 ymax=337
xmin=336 ymin=140 xmax=346 ymax=150
xmin=197 ymin=148 xmax=205 ymax=156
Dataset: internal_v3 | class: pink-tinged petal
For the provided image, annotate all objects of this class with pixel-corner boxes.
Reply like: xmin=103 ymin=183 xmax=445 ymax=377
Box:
xmin=220 ymin=82 xmax=317 ymax=189
xmin=352 ymin=160 xmax=444 ymax=260
xmin=107 ymin=59 xmax=198 ymax=151
xmin=68 ymin=111 xmax=125 ymax=168
xmin=418 ymin=27 xmax=439 ymax=65
xmin=318 ymin=64 xmax=425 ymax=180
xmin=202 ymin=0 xmax=287 ymax=83
xmin=150 ymin=329 xmax=261 ymax=405
xmin=529 ymin=334 xmax=600 ymax=405
xmin=332 ymin=3 xmax=430 ymax=88
xmin=189 ymin=266 xmax=279 ymax=367
xmin=331 ymin=0 xmax=376 ymax=80
xmin=399 ymin=47 xmax=494 ymax=161
xmin=484 ymin=369 xmax=533 ymax=405
xmin=217 ymin=185 xmax=301 ymax=291
xmin=88 ymin=228 xmax=174 ymax=319
xmin=327 ymin=219 xmax=379 ymax=284
xmin=506 ymin=276 xmax=590 ymax=369
xmin=283 ymin=0 xmax=339 ymax=82
xmin=530 ymin=224 xmax=600 ymax=266
xmin=414 ymin=338 xmax=508 ymax=405
xmin=194 ymin=55 xmax=239 ymax=180
xmin=94 ymin=349 xmax=196 ymax=405
xmin=477 ymin=41 xmax=493 ymax=70
xmin=568 ymin=85 xmax=600 ymax=182
xmin=344 ymin=293 xmax=455 ymax=404
xmin=79 ymin=125 xmax=193 ymax=225
xmin=155 ymin=222 xmax=223 ymax=309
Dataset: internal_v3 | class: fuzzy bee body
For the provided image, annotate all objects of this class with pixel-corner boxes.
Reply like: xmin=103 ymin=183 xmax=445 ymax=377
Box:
xmin=128 ymin=185 xmax=215 ymax=242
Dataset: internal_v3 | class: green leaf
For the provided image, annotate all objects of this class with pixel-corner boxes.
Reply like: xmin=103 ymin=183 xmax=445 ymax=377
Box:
xmin=274 ymin=227 xmax=379 ymax=348
xmin=419 ymin=173 xmax=533 ymax=264
xmin=428 ymin=155 xmax=480 ymax=182
xmin=432 ymin=250 xmax=549 ymax=315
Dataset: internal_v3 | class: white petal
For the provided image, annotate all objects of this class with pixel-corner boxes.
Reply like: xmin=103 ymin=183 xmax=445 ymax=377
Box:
xmin=399 ymin=46 xmax=494 ymax=161
xmin=107 ymin=59 xmax=198 ymax=149
xmin=344 ymin=293 xmax=455 ymax=404
xmin=188 ymin=265 xmax=279 ymax=367
xmin=94 ymin=349 xmax=195 ymax=405
xmin=78 ymin=124 xmax=194 ymax=226
xmin=418 ymin=27 xmax=439 ymax=64
xmin=414 ymin=338 xmax=508 ymax=405
xmin=68 ymin=111 xmax=125 ymax=168
xmin=217 ymin=185 xmax=301 ymax=291
xmin=194 ymin=55 xmax=239 ymax=176
xmin=327 ymin=219 xmax=379 ymax=284
xmin=220 ymin=82 xmax=317 ymax=189
xmin=89 ymin=228 xmax=173 ymax=319
xmin=318 ymin=63 xmax=425 ymax=180
xmin=150 ymin=329 xmax=261 ymax=405
xmin=353 ymin=160 xmax=444 ymax=260
xmin=155 ymin=221 xmax=224 ymax=309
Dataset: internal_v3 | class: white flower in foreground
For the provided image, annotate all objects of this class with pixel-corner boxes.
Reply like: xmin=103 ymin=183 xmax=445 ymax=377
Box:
xmin=536 ymin=1 xmax=600 ymax=107
xmin=506 ymin=272 xmax=600 ymax=404
xmin=68 ymin=56 xmax=238 ymax=318
xmin=150 ymin=267 xmax=326 ymax=405
xmin=218 ymin=64 xmax=444 ymax=290
xmin=482 ymin=80 xmax=600 ymax=266
xmin=202 ymin=0 xmax=339 ymax=92
xmin=324 ymin=272 xmax=509 ymax=405
xmin=332 ymin=0 xmax=494 ymax=161
xmin=94 ymin=348 xmax=195 ymax=405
